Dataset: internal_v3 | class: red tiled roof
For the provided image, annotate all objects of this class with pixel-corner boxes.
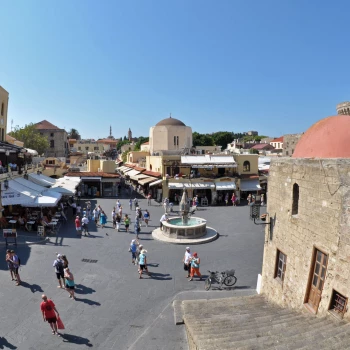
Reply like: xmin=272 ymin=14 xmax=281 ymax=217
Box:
xmin=271 ymin=136 xmax=284 ymax=143
xmin=141 ymin=141 xmax=149 ymax=145
xmin=124 ymin=163 xmax=136 ymax=168
xmin=34 ymin=120 xmax=61 ymax=130
xmin=251 ymin=144 xmax=274 ymax=150
xmin=143 ymin=170 xmax=161 ymax=177
xmin=134 ymin=166 xmax=146 ymax=172
xmin=96 ymin=139 xmax=118 ymax=144
xmin=66 ymin=172 xmax=119 ymax=178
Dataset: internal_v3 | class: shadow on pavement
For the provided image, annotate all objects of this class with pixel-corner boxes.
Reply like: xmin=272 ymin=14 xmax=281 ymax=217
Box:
xmin=0 ymin=337 xmax=17 ymax=349
xmin=20 ymin=281 xmax=44 ymax=293
xmin=74 ymin=284 xmax=96 ymax=295
xmin=74 ymin=297 xmax=101 ymax=306
xmin=61 ymin=333 xmax=93 ymax=347
xmin=149 ymin=272 xmax=172 ymax=280
xmin=147 ymin=263 xmax=159 ymax=267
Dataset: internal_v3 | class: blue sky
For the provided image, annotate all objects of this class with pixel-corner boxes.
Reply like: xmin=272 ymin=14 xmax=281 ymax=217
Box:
xmin=1 ymin=0 xmax=349 ymax=139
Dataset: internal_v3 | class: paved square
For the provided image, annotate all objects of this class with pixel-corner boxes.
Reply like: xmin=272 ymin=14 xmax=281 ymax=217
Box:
xmin=0 ymin=193 xmax=265 ymax=350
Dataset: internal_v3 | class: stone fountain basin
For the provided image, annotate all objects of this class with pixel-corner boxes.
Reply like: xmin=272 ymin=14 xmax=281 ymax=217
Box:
xmin=162 ymin=216 xmax=207 ymax=239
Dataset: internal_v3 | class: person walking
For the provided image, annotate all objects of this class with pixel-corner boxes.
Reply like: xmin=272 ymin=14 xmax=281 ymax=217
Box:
xmin=147 ymin=193 xmax=152 ymax=206
xmin=81 ymin=214 xmax=90 ymax=236
xmin=134 ymin=214 xmax=140 ymax=239
xmin=116 ymin=200 xmax=121 ymax=210
xmin=133 ymin=198 xmax=138 ymax=210
xmin=138 ymin=249 xmax=150 ymax=279
xmin=71 ymin=201 xmax=77 ymax=216
xmin=143 ymin=209 xmax=150 ymax=227
xmin=64 ymin=268 xmax=75 ymax=299
xmin=61 ymin=255 xmax=69 ymax=269
xmin=116 ymin=214 xmax=121 ymax=231
xmin=100 ymin=211 xmax=107 ymax=228
xmin=231 ymin=193 xmax=236 ymax=206
xmin=93 ymin=207 xmax=99 ymax=226
xmin=124 ymin=214 xmax=130 ymax=232
xmin=129 ymin=199 xmax=133 ymax=211
xmin=53 ymin=254 xmax=65 ymax=288
xmin=247 ymin=193 xmax=252 ymax=205
xmin=225 ymin=193 xmax=229 ymax=206
xmin=261 ymin=194 xmax=265 ymax=206
xmin=86 ymin=201 xmax=91 ymax=219
xmin=189 ymin=252 xmax=202 ymax=281
xmin=136 ymin=243 xmax=143 ymax=271
xmin=118 ymin=206 xmax=123 ymax=217
xmin=5 ymin=249 xmax=15 ymax=281
xmin=130 ymin=239 xmax=138 ymax=264
xmin=75 ymin=216 xmax=82 ymax=236
xmin=111 ymin=208 xmax=117 ymax=229
xmin=40 ymin=294 xmax=60 ymax=336
xmin=183 ymin=247 xmax=192 ymax=278
xmin=11 ymin=250 xmax=21 ymax=286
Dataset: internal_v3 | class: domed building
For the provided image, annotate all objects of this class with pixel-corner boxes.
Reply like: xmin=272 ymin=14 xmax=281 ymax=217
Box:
xmin=261 ymin=115 xmax=350 ymax=320
xmin=149 ymin=116 xmax=192 ymax=154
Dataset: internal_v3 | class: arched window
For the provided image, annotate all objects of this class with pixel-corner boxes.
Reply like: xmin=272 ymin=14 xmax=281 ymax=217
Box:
xmin=243 ymin=161 xmax=250 ymax=172
xmin=150 ymin=164 xmax=153 ymax=170
xmin=292 ymin=183 xmax=299 ymax=215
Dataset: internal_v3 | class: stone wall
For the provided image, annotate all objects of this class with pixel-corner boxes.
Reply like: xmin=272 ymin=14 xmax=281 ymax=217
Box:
xmin=282 ymin=133 xmax=303 ymax=157
xmin=41 ymin=129 xmax=68 ymax=157
xmin=261 ymin=157 xmax=350 ymax=319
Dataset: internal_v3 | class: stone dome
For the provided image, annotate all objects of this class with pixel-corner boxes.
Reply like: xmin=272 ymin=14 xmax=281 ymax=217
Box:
xmin=293 ymin=115 xmax=350 ymax=158
xmin=155 ymin=117 xmax=186 ymax=127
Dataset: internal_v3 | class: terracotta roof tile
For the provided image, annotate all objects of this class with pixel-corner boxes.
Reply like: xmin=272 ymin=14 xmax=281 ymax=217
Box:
xmin=271 ymin=136 xmax=284 ymax=142
xmin=251 ymin=144 xmax=274 ymax=150
xmin=66 ymin=172 xmax=119 ymax=178
xmin=133 ymin=166 xmax=146 ymax=172
xmin=34 ymin=120 xmax=62 ymax=130
xmin=142 ymin=170 xmax=161 ymax=177
xmin=141 ymin=141 xmax=149 ymax=145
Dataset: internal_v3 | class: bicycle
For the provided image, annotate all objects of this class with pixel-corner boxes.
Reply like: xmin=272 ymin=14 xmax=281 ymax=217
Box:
xmin=205 ymin=270 xmax=237 ymax=291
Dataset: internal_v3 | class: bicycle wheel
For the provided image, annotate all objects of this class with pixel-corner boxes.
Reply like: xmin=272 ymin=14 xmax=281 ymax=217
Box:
xmin=205 ymin=277 xmax=212 ymax=291
xmin=224 ymin=275 xmax=237 ymax=287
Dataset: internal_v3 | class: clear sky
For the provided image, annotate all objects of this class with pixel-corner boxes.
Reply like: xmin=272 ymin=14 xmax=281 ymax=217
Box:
xmin=1 ymin=0 xmax=349 ymax=139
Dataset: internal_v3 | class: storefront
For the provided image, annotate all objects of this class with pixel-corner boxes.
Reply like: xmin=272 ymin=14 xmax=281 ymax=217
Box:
xmin=167 ymin=181 xmax=215 ymax=204
xmin=137 ymin=176 xmax=159 ymax=196
xmin=240 ymin=178 xmax=261 ymax=202
xmin=149 ymin=179 xmax=163 ymax=202
xmin=213 ymin=179 xmax=236 ymax=205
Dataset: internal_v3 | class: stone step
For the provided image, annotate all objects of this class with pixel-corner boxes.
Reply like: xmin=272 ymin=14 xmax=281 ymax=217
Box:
xmin=195 ymin=318 xmax=336 ymax=348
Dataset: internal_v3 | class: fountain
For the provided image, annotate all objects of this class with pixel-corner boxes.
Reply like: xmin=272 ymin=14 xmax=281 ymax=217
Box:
xmin=159 ymin=189 xmax=211 ymax=240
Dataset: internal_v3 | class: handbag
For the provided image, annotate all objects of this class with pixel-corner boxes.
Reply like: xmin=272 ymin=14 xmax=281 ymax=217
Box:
xmin=57 ymin=316 xmax=65 ymax=330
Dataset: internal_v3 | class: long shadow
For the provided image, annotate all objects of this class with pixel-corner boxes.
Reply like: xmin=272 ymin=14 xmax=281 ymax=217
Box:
xmin=60 ymin=333 xmax=92 ymax=347
xmin=149 ymin=272 xmax=172 ymax=280
xmin=20 ymin=281 xmax=44 ymax=293
xmin=209 ymin=285 xmax=251 ymax=291
xmin=138 ymin=238 xmax=154 ymax=241
xmin=74 ymin=284 xmax=96 ymax=295
xmin=74 ymin=297 xmax=101 ymax=306
xmin=0 ymin=337 xmax=17 ymax=349
xmin=147 ymin=263 xmax=159 ymax=267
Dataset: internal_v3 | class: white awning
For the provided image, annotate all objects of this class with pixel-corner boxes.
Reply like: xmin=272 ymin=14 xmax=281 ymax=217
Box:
xmin=181 ymin=155 xmax=237 ymax=167
xmin=149 ymin=179 xmax=163 ymax=187
xmin=240 ymin=179 xmax=261 ymax=192
xmin=81 ymin=177 xmax=101 ymax=181
xmin=28 ymin=173 xmax=56 ymax=187
xmin=168 ymin=182 xmax=215 ymax=189
xmin=124 ymin=169 xmax=140 ymax=177
xmin=117 ymin=166 xmax=130 ymax=172
xmin=215 ymin=182 xmax=237 ymax=190
xmin=130 ymin=174 xmax=148 ymax=181
xmin=138 ymin=177 xmax=159 ymax=185
xmin=51 ymin=177 xmax=80 ymax=195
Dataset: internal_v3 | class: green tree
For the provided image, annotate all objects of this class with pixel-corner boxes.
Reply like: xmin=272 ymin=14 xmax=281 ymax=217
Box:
xmin=211 ymin=131 xmax=235 ymax=149
xmin=116 ymin=139 xmax=130 ymax=151
xmin=249 ymin=148 xmax=259 ymax=154
xmin=134 ymin=136 xmax=149 ymax=151
xmin=192 ymin=132 xmax=215 ymax=147
xmin=121 ymin=150 xmax=128 ymax=163
xmin=68 ymin=128 xmax=81 ymax=140
xmin=9 ymin=123 xmax=49 ymax=155
xmin=123 ymin=136 xmax=127 ymax=141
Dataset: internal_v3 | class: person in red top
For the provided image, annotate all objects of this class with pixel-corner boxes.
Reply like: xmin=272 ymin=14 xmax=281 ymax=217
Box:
xmin=40 ymin=294 xmax=60 ymax=336
xmin=75 ymin=215 xmax=81 ymax=236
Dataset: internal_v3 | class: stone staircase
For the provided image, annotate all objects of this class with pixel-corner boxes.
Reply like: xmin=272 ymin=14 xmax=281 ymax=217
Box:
xmin=180 ymin=295 xmax=350 ymax=350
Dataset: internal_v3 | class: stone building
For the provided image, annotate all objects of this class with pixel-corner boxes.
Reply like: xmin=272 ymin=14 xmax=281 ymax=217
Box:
xmin=282 ymin=133 xmax=303 ymax=157
xmin=261 ymin=115 xmax=350 ymax=320
xmin=0 ymin=86 xmax=9 ymax=142
xmin=34 ymin=120 xmax=68 ymax=158
xmin=270 ymin=136 xmax=283 ymax=152
xmin=149 ymin=116 xmax=192 ymax=154
xmin=336 ymin=101 xmax=350 ymax=115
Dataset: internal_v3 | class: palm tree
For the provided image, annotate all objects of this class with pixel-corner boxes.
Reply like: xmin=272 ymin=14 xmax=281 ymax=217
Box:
xmin=68 ymin=128 xmax=80 ymax=140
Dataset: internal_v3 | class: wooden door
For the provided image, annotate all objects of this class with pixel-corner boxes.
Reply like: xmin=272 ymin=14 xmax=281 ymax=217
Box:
xmin=307 ymin=249 xmax=328 ymax=312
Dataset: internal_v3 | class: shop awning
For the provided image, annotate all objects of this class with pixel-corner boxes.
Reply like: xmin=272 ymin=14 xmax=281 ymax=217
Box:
xmin=240 ymin=179 xmax=261 ymax=191
xmin=124 ymin=169 xmax=140 ymax=177
xmin=149 ymin=179 xmax=163 ymax=187
xmin=117 ymin=166 xmax=130 ymax=172
xmin=138 ymin=177 xmax=159 ymax=185
xmin=215 ymin=182 xmax=236 ymax=190
xmin=168 ymin=182 xmax=215 ymax=189
xmin=181 ymin=155 xmax=237 ymax=168
xmin=130 ymin=174 xmax=148 ymax=181
xmin=28 ymin=173 xmax=56 ymax=187
xmin=51 ymin=177 xmax=81 ymax=194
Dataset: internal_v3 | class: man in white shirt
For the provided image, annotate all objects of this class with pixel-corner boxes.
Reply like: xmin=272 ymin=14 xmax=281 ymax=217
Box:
xmin=183 ymin=247 xmax=192 ymax=278
xmin=81 ymin=215 xmax=90 ymax=236
xmin=159 ymin=213 xmax=169 ymax=231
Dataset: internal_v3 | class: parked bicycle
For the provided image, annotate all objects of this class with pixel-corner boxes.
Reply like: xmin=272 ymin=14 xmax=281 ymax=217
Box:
xmin=205 ymin=270 xmax=237 ymax=290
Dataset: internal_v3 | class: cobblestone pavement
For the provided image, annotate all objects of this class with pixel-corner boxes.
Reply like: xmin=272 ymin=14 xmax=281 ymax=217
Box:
xmin=0 ymin=193 xmax=265 ymax=350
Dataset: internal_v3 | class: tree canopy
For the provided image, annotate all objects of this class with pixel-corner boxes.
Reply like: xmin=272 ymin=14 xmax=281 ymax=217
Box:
xmin=9 ymin=123 xmax=49 ymax=155
xmin=68 ymin=128 xmax=81 ymax=140
xmin=134 ymin=137 xmax=149 ymax=151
